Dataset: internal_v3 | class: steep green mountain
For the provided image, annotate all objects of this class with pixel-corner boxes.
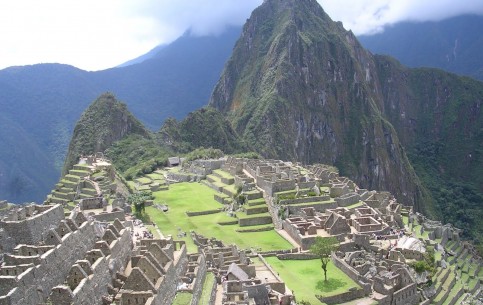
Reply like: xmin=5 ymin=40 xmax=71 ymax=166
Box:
xmin=358 ymin=15 xmax=483 ymax=81
xmin=63 ymin=93 xmax=150 ymax=174
xmin=0 ymin=28 xmax=240 ymax=202
xmin=65 ymin=95 xmax=248 ymax=181
xmin=159 ymin=107 xmax=250 ymax=154
xmin=210 ymin=0 xmax=427 ymax=210
xmin=375 ymin=56 xmax=483 ymax=239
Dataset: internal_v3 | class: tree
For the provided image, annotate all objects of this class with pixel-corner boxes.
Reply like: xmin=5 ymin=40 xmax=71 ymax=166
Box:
xmin=128 ymin=191 xmax=151 ymax=216
xmin=310 ymin=236 xmax=340 ymax=282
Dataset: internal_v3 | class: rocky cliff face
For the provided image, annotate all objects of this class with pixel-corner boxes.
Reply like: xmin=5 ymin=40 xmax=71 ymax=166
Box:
xmin=63 ymin=93 xmax=149 ymax=174
xmin=210 ymin=0 xmax=427 ymax=209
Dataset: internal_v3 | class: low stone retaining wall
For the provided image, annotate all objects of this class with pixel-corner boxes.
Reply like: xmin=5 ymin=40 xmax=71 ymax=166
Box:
xmin=316 ymin=288 xmax=365 ymax=305
xmin=186 ymin=209 xmax=222 ymax=217
xmin=218 ymin=220 xmax=238 ymax=225
xmin=245 ymin=206 xmax=268 ymax=215
xmin=214 ymin=194 xmax=230 ymax=204
xmin=236 ymin=226 xmax=273 ymax=233
xmin=277 ymin=253 xmax=317 ymax=260
xmin=279 ymin=195 xmax=330 ymax=205
xmin=239 ymin=216 xmax=272 ymax=227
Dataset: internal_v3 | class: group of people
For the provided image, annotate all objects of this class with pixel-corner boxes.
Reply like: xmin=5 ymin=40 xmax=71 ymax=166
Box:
xmin=134 ymin=230 xmax=154 ymax=239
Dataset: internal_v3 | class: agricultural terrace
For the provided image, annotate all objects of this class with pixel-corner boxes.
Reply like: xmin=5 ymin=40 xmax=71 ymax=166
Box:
xmin=146 ymin=182 xmax=292 ymax=252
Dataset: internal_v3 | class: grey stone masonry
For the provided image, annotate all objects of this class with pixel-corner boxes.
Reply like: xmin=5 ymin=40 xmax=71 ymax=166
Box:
xmin=0 ymin=204 xmax=64 ymax=252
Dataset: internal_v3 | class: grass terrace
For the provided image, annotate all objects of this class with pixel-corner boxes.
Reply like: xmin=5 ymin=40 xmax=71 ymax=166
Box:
xmin=213 ymin=169 xmax=234 ymax=179
xmin=199 ymin=272 xmax=215 ymax=305
xmin=172 ymin=292 xmax=192 ymax=305
xmin=264 ymin=257 xmax=360 ymax=305
xmin=146 ymin=182 xmax=291 ymax=253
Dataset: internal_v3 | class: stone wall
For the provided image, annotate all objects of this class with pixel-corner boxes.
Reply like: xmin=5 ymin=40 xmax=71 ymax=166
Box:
xmin=331 ymin=254 xmax=372 ymax=294
xmin=0 ymin=219 xmax=98 ymax=305
xmin=0 ymin=205 xmax=64 ymax=252
xmin=189 ymin=255 xmax=207 ymax=305
xmin=79 ymin=197 xmax=103 ymax=210
xmin=91 ymin=210 xmax=125 ymax=222
xmin=51 ymin=255 xmax=111 ymax=305
xmin=166 ymin=172 xmax=193 ymax=182
xmin=287 ymin=201 xmax=337 ymax=214
xmin=392 ymin=283 xmax=419 ymax=305
xmin=186 ymin=209 xmax=222 ymax=217
xmin=277 ymin=253 xmax=317 ymax=260
xmin=279 ymin=196 xmax=330 ymax=205
xmin=297 ymin=181 xmax=318 ymax=189
xmin=238 ymin=216 xmax=272 ymax=227
xmin=335 ymin=193 xmax=360 ymax=207
xmin=316 ymin=288 xmax=365 ymax=305
xmin=154 ymin=243 xmax=188 ymax=305
xmin=257 ymin=178 xmax=295 ymax=197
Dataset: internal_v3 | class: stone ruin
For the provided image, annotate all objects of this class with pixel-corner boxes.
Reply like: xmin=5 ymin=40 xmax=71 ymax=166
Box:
xmin=0 ymin=204 xmax=133 ymax=305
xmin=1 ymin=156 xmax=481 ymax=305
xmin=191 ymin=232 xmax=294 ymax=305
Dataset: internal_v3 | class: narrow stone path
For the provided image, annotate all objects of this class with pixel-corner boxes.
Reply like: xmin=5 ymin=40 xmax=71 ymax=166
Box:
xmin=214 ymin=284 xmax=223 ymax=305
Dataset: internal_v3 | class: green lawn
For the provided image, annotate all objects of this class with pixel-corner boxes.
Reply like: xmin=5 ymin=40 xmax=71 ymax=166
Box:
xmin=146 ymin=182 xmax=292 ymax=253
xmin=213 ymin=169 xmax=234 ymax=179
xmin=172 ymin=292 xmax=192 ymax=305
xmin=346 ymin=201 xmax=364 ymax=209
xmin=136 ymin=177 xmax=152 ymax=185
xmin=198 ymin=272 xmax=215 ymax=305
xmin=265 ymin=258 xmax=360 ymax=305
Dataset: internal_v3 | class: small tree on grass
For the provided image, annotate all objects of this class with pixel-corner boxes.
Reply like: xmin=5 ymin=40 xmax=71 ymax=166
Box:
xmin=310 ymin=236 xmax=340 ymax=282
xmin=128 ymin=191 xmax=151 ymax=216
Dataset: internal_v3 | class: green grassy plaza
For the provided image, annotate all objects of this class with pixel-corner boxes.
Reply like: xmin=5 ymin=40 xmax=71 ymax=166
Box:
xmin=145 ymin=182 xmax=292 ymax=252
xmin=264 ymin=257 xmax=361 ymax=305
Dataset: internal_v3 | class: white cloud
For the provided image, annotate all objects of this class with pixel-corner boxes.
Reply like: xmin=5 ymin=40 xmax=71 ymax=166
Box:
xmin=319 ymin=0 xmax=483 ymax=35
xmin=0 ymin=0 xmax=482 ymax=71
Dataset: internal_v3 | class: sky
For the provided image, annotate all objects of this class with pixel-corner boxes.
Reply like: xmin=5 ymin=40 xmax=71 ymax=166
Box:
xmin=1 ymin=0 xmax=482 ymax=71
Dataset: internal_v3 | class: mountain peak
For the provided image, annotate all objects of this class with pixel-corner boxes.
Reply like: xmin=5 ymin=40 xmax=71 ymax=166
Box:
xmin=209 ymin=0 xmax=423 ymax=209
xmin=62 ymin=93 xmax=149 ymax=174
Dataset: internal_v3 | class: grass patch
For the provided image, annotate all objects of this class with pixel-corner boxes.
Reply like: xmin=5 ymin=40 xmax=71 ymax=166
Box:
xmin=198 ymin=272 xmax=215 ymax=305
xmin=136 ymin=177 xmax=152 ymax=185
xmin=146 ymin=183 xmax=291 ymax=253
xmin=346 ymin=201 xmax=364 ymax=209
xmin=172 ymin=292 xmax=192 ymax=305
xmin=213 ymin=169 xmax=234 ymax=179
xmin=265 ymin=258 xmax=360 ymax=305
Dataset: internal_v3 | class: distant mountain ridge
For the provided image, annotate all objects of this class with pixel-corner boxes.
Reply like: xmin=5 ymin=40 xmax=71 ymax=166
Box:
xmin=359 ymin=14 xmax=483 ymax=81
xmin=0 ymin=27 xmax=241 ymax=202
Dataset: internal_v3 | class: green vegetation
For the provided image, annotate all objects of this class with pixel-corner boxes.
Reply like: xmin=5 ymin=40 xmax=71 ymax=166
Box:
xmin=63 ymin=93 xmax=149 ymax=175
xmin=265 ymin=258 xmax=360 ymax=305
xmin=310 ymin=237 xmax=340 ymax=282
xmin=128 ymin=191 xmax=152 ymax=216
xmin=160 ymin=107 xmax=251 ymax=154
xmin=106 ymin=134 xmax=172 ymax=180
xmin=198 ymin=272 xmax=215 ymax=305
xmin=145 ymin=182 xmax=291 ymax=252
xmin=172 ymin=292 xmax=192 ymax=305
